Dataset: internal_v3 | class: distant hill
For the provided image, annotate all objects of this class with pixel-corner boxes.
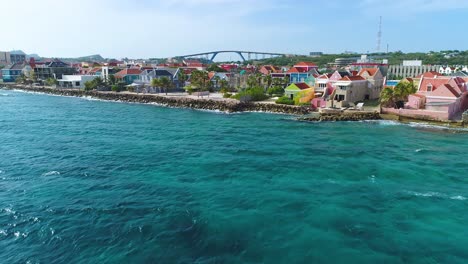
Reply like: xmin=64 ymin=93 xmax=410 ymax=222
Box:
xmin=59 ymin=54 xmax=106 ymax=62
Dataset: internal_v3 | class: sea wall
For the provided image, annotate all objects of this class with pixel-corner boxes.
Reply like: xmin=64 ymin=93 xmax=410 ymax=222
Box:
xmin=298 ymin=111 xmax=381 ymax=122
xmin=381 ymin=107 xmax=449 ymax=121
xmin=1 ymin=84 xmax=311 ymax=115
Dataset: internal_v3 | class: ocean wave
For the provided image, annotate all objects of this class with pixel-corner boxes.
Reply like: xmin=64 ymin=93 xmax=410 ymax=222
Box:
xmin=0 ymin=229 xmax=7 ymax=236
xmin=42 ymin=171 xmax=61 ymax=176
xmin=407 ymin=122 xmax=468 ymax=132
xmin=405 ymin=190 xmax=467 ymax=201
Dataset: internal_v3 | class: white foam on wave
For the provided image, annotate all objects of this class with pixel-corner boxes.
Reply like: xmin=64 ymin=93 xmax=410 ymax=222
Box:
xmin=407 ymin=122 xmax=468 ymax=132
xmin=42 ymin=171 xmax=61 ymax=176
xmin=0 ymin=230 xmax=7 ymax=236
xmin=450 ymin=195 xmax=467 ymax=201
xmin=3 ymin=207 xmax=16 ymax=215
xmin=375 ymin=120 xmax=401 ymax=126
xmin=415 ymin=149 xmax=425 ymax=153
xmin=406 ymin=190 xmax=467 ymax=201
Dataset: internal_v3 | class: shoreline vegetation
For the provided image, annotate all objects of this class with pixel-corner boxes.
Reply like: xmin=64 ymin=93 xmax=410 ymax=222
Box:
xmin=1 ymin=84 xmax=466 ymax=127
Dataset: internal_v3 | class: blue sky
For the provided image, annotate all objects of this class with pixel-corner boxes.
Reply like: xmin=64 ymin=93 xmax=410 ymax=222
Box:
xmin=1 ymin=0 xmax=467 ymax=60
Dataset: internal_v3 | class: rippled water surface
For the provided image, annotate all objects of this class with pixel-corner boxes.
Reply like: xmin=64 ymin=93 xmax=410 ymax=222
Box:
xmin=1 ymin=89 xmax=468 ymax=263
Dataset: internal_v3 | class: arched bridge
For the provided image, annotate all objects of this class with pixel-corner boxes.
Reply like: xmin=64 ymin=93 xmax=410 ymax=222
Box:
xmin=176 ymin=50 xmax=289 ymax=62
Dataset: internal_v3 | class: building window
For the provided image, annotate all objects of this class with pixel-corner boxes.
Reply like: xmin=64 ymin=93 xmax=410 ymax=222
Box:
xmin=339 ymin=86 xmax=347 ymax=90
xmin=427 ymin=85 xmax=432 ymax=92
xmin=319 ymin=83 xmax=327 ymax=88
xmin=75 ymin=81 xmax=80 ymax=86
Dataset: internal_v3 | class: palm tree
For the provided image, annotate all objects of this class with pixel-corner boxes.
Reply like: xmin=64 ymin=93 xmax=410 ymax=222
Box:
xmin=159 ymin=76 xmax=171 ymax=95
xmin=220 ymin=79 xmax=229 ymax=92
xmin=282 ymin=76 xmax=290 ymax=87
xmin=264 ymin=75 xmax=273 ymax=89
xmin=393 ymin=81 xmax=417 ymax=102
xmin=213 ymin=76 xmax=221 ymax=89
xmin=151 ymin=78 xmax=161 ymax=93
xmin=177 ymin=70 xmax=188 ymax=89
xmin=380 ymin=87 xmax=395 ymax=108
xmin=247 ymin=75 xmax=257 ymax=88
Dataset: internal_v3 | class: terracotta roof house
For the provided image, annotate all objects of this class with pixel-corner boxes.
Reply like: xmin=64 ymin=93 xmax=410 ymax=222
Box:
xmin=286 ymin=62 xmax=320 ymax=84
xmin=115 ymin=68 xmax=142 ymax=84
xmin=402 ymin=75 xmax=468 ymax=119
xmin=259 ymin=65 xmax=280 ymax=75
xmin=358 ymin=67 xmax=384 ymax=99
xmin=284 ymin=82 xmax=311 ymax=99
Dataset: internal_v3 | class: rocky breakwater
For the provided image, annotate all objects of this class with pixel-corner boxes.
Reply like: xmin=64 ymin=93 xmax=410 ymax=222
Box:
xmin=2 ymin=85 xmax=311 ymax=115
xmin=298 ymin=111 xmax=381 ymax=122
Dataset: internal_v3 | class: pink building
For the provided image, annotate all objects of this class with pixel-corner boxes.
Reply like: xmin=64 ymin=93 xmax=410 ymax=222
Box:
xmin=396 ymin=74 xmax=468 ymax=120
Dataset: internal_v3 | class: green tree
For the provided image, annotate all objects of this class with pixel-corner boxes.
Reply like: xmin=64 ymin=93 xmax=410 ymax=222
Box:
xmin=247 ymin=75 xmax=257 ymax=88
xmin=213 ymin=76 xmax=221 ymax=89
xmin=107 ymin=75 xmax=116 ymax=85
xmin=177 ymin=70 xmax=188 ymax=88
xmin=393 ymin=81 xmax=417 ymax=102
xmin=380 ymin=87 xmax=395 ymax=108
xmin=84 ymin=81 xmax=95 ymax=91
xmin=45 ymin=78 xmax=58 ymax=87
xmin=282 ymin=76 xmax=290 ymax=87
xmin=263 ymin=75 xmax=272 ymax=89
xmin=93 ymin=77 xmax=104 ymax=88
xmin=151 ymin=78 xmax=161 ymax=93
xmin=190 ymin=70 xmax=210 ymax=92
xmin=219 ymin=79 xmax=229 ymax=91
xmin=159 ymin=76 xmax=172 ymax=95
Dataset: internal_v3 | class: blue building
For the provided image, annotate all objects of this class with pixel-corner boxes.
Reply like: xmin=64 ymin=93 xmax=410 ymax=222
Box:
xmin=1 ymin=63 xmax=27 ymax=82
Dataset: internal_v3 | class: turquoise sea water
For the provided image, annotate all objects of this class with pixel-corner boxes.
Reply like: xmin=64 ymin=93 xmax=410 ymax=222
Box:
xmin=1 ymin=89 xmax=468 ymax=263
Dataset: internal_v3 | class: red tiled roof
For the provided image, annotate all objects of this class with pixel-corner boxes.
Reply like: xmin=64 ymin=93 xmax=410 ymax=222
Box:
xmin=358 ymin=68 xmax=379 ymax=77
xmin=295 ymin=82 xmax=311 ymax=90
xmin=430 ymin=84 xmax=460 ymax=98
xmin=338 ymin=76 xmax=366 ymax=81
xmin=287 ymin=67 xmax=308 ymax=73
xmin=115 ymin=68 xmax=142 ymax=77
xmin=295 ymin=62 xmax=317 ymax=67
xmin=416 ymin=71 xmax=440 ymax=78
xmin=419 ymin=77 xmax=451 ymax=92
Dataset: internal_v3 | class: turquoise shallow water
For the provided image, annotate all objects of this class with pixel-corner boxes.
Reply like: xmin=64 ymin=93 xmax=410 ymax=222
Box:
xmin=1 ymin=89 xmax=468 ymax=263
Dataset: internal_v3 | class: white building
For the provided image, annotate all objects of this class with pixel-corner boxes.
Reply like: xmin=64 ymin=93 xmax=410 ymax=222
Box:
xmin=57 ymin=75 xmax=100 ymax=89
xmin=403 ymin=60 xmax=422 ymax=67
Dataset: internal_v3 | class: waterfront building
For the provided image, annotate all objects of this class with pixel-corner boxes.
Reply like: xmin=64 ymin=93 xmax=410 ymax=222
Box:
xmin=357 ymin=68 xmax=385 ymax=99
xmin=284 ymin=82 xmax=311 ymax=99
xmin=34 ymin=59 xmax=77 ymax=80
xmin=115 ymin=68 xmax=142 ymax=84
xmin=1 ymin=62 xmax=31 ymax=82
xmin=287 ymin=62 xmax=319 ymax=84
xmin=331 ymin=76 xmax=368 ymax=107
xmin=57 ymin=75 xmax=100 ymax=89
xmin=384 ymin=74 xmax=468 ymax=121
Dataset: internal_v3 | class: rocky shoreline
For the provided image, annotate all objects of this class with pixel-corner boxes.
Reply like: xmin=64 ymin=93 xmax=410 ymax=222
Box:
xmin=1 ymin=84 xmax=312 ymax=115
xmin=298 ymin=111 xmax=381 ymax=122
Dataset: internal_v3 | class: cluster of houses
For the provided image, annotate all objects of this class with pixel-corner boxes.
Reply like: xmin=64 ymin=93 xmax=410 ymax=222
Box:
xmin=1 ymin=50 xmax=467 ymax=121
xmin=384 ymin=72 xmax=468 ymax=120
